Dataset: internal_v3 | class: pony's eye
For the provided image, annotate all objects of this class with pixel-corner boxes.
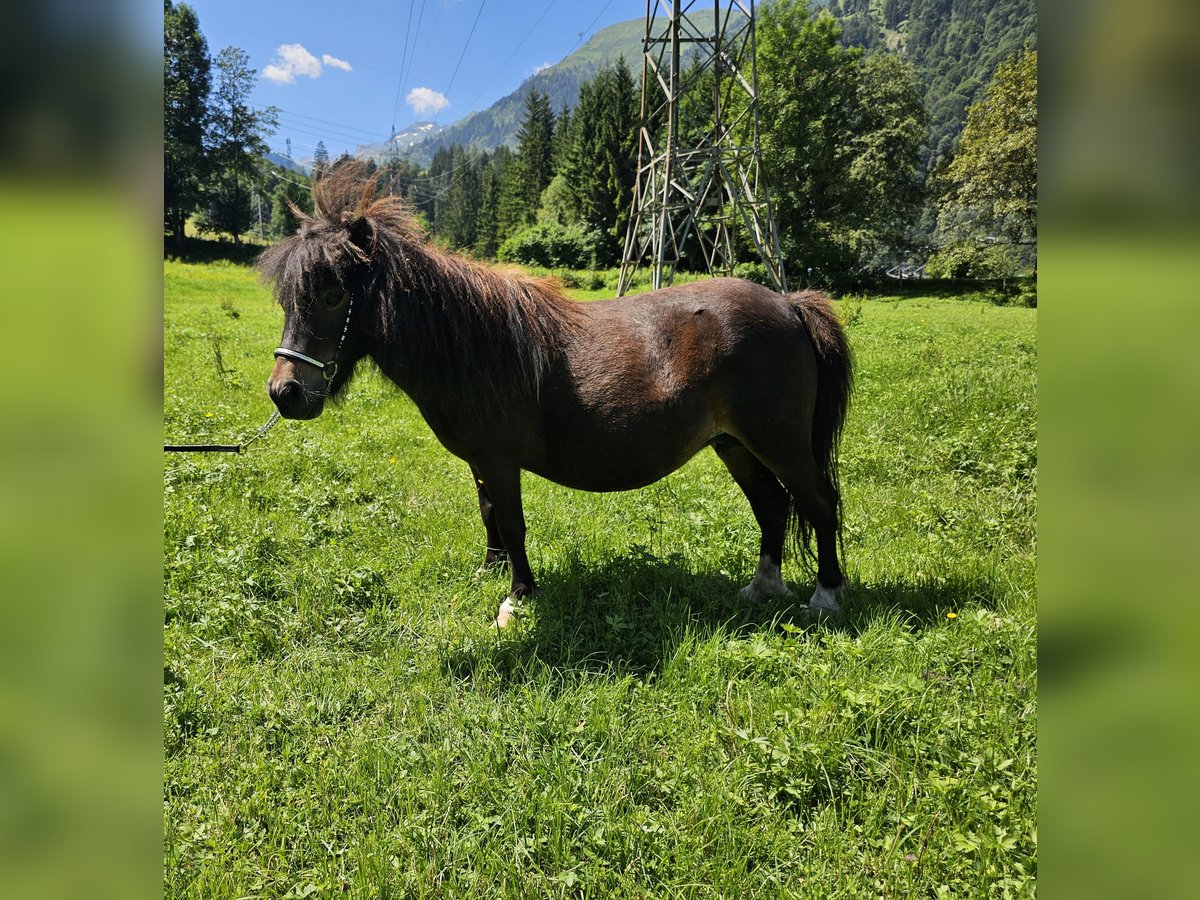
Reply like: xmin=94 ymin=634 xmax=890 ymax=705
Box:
xmin=325 ymin=290 xmax=347 ymax=307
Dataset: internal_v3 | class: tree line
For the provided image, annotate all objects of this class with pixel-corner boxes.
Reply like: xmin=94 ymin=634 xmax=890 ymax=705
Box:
xmin=165 ymin=0 xmax=1035 ymax=285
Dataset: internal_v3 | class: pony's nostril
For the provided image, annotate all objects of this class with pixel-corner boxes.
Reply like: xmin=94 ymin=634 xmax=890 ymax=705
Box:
xmin=270 ymin=379 xmax=301 ymax=405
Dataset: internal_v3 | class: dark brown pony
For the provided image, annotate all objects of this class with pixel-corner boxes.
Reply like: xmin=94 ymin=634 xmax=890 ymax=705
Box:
xmin=260 ymin=164 xmax=853 ymax=624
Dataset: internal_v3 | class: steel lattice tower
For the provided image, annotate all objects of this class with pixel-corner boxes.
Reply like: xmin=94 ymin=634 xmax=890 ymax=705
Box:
xmin=617 ymin=0 xmax=786 ymax=295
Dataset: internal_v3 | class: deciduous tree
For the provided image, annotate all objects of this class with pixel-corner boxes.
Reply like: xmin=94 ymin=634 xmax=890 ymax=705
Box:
xmin=938 ymin=47 xmax=1037 ymax=245
xmin=755 ymin=0 xmax=926 ymax=283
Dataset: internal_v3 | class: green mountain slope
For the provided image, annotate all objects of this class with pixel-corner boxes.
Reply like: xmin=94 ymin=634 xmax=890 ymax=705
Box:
xmin=818 ymin=0 xmax=1037 ymax=163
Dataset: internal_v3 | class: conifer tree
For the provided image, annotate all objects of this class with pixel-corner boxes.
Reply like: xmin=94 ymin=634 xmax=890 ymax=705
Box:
xmin=201 ymin=46 xmax=278 ymax=243
xmin=508 ymin=88 xmax=556 ymax=229
xmin=164 ymin=0 xmax=211 ymax=244
xmin=437 ymin=145 xmax=482 ymax=250
xmin=561 ymin=59 xmax=639 ymax=264
xmin=312 ymin=141 xmax=330 ymax=176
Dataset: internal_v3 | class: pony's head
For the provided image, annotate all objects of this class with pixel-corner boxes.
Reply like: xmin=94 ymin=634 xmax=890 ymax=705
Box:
xmin=257 ymin=161 xmax=423 ymax=419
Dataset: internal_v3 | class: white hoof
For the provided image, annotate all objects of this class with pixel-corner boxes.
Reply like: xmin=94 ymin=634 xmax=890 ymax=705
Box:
xmin=808 ymin=583 xmax=843 ymax=614
xmin=739 ymin=554 xmax=789 ymax=602
xmin=493 ymin=597 xmax=518 ymax=629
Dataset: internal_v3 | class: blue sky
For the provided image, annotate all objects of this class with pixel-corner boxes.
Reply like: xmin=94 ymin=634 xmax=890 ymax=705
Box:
xmin=183 ymin=0 xmax=642 ymax=163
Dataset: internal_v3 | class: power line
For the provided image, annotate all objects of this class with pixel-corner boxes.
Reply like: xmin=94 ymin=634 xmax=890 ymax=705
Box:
xmin=252 ymin=103 xmax=390 ymax=141
xmin=565 ymin=0 xmax=618 ymax=57
xmin=270 ymin=120 xmax=377 ymax=154
xmin=396 ymin=0 xmax=430 ymax=129
xmin=434 ymin=0 xmax=490 ymax=124
xmin=271 ymin=116 xmax=387 ymax=148
xmin=265 ymin=167 xmax=312 ymax=193
xmin=463 ymin=0 xmax=559 ymax=111
xmin=406 ymin=0 xmax=443 ymax=102
xmin=390 ymin=0 xmax=417 ymax=137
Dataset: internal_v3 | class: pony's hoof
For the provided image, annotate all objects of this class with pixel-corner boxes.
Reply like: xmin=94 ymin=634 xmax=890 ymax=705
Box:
xmin=739 ymin=582 xmax=786 ymax=603
xmin=493 ymin=597 xmax=519 ymax=629
xmin=739 ymin=555 xmax=790 ymax=602
xmin=807 ymin=583 xmax=844 ymax=615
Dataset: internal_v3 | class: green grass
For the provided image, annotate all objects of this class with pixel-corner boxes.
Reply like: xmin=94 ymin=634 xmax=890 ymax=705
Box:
xmin=164 ymin=261 xmax=1036 ymax=898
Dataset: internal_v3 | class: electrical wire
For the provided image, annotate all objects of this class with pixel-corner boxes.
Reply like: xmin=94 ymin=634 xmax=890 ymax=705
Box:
xmin=565 ymin=0 xmax=619 ymax=57
xmin=463 ymin=0 xmax=559 ymax=111
xmin=389 ymin=0 xmax=417 ymax=136
xmin=434 ymin=0 xmax=490 ymax=123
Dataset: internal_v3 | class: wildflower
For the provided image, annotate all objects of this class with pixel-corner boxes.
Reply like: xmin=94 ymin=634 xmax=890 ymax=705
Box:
xmin=388 ymin=456 xmax=397 ymax=464
xmin=946 ymin=611 xmax=958 ymax=619
xmin=204 ymin=412 xmax=214 ymax=418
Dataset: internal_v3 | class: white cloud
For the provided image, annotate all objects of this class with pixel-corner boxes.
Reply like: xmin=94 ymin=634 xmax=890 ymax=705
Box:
xmin=532 ymin=61 xmax=552 ymax=75
xmin=407 ymin=87 xmax=450 ymax=117
xmin=263 ymin=44 xmax=353 ymax=85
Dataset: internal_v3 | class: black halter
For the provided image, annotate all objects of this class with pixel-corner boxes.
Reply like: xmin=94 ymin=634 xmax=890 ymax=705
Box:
xmin=273 ymin=290 xmax=356 ymax=385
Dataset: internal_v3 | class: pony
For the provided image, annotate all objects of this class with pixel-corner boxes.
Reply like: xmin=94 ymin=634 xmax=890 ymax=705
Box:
xmin=260 ymin=164 xmax=852 ymax=626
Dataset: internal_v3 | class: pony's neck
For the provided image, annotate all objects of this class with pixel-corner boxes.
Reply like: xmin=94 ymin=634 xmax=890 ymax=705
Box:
xmin=366 ymin=241 xmax=579 ymax=413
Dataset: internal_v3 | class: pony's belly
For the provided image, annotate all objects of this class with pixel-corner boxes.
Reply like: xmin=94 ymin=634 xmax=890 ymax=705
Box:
xmin=526 ymin=431 xmax=712 ymax=493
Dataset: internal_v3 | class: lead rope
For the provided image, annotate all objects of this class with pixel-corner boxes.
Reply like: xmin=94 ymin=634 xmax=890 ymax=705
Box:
xmin=164 ymin=409 xmax=282 ymax=454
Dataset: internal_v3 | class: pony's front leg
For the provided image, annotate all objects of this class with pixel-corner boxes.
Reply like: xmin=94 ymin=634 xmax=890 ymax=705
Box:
xmin=470 ymin=465 xmax=509 ymax=572
xmin=471 ymin=464 xmax=535 ymax=628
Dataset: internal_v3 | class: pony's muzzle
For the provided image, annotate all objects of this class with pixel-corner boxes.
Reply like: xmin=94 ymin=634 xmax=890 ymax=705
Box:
xmin=267 ymin=359 xmax=325 ymax=420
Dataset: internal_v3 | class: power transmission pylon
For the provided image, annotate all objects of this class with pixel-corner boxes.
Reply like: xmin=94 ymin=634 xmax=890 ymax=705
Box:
xmin=618 ymin=0 xmax=787 ymax=295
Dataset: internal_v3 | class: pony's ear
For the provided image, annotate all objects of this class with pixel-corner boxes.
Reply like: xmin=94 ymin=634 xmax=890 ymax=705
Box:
xmin=347 ymin=216 xmax=375 ymax=262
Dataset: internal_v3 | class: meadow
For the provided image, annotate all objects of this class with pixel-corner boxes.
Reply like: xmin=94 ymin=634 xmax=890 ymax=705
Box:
xmin=164 ymin=257 xmax=1036 ymax=898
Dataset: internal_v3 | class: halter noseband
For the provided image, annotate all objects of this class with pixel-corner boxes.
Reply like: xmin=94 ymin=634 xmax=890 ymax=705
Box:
xmin=274 ymin=290 xmax=356 ymax=386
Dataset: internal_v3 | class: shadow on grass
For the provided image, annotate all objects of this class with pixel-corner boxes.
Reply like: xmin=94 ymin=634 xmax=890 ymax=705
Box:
xmin=854 ymin=275 xmax=1036 ymax=306
xmin=165 ymin=235 xmax=266 ymax=266
xmin=840 ymin=574 xmax=1006 ymax=633
xmin=440 ymin=547 xmax=1006 ymax=684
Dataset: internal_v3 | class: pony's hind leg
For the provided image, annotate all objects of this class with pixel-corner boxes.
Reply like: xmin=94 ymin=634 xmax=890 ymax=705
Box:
xmin=784 ymin=467 xmax=846 ymax=613
xmin=470 ymin=465 xmax=510 ymax=572
xmin=730 ymin=433 xmax=846 ymax=614
xmin=711 ymin=436 xmax=791 ymax=601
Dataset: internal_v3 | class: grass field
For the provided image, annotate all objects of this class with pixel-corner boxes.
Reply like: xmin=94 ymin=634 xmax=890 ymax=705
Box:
xmin=164 ymin=258 xmax=1036 ymax=898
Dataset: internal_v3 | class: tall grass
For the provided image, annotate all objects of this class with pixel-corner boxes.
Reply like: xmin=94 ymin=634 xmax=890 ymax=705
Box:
xmin=164 ymin=260 xmax=1036 ymax=898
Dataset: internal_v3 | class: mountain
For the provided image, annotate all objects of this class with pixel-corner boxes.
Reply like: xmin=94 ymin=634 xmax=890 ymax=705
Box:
xmin=812 ymin=0 xmax=1037 ymax=163
xmin=355 ymin=121 xmax=445 ymax=163
xmin=265 ymin=151 xmax=309 ymax=175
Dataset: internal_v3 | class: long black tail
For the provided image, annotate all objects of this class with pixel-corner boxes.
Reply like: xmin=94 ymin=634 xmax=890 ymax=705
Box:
xmin=791 ymin=290 xmax=854 ymax=560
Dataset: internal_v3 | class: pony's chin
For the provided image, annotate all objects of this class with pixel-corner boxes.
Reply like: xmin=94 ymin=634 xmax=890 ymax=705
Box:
xmin=274 ymin=398 xmax=325 ymax=421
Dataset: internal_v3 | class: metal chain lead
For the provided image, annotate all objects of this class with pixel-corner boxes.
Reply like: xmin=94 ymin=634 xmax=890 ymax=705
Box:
xmin=237 ymin=409 xmax=281 ymax=452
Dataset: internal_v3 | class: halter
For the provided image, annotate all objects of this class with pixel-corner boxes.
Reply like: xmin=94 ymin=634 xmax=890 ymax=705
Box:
xmin=274 ymin=290 xmax=356 ymax=387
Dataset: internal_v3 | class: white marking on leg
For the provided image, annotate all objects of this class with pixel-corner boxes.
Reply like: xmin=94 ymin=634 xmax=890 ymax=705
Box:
xmin=739 ymin=554 xmax=789 ymax=602
xmin=493 ymin=596 xmax=518 ymax=629
xmin=808 ymin=582 xmax=842 ymax=614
